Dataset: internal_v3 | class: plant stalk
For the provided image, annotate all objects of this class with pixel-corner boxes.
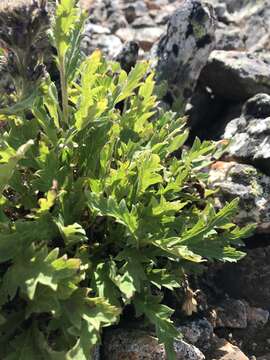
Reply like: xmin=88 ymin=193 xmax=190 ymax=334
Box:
xmin=59 ymin=56 xmax=69 ymax=127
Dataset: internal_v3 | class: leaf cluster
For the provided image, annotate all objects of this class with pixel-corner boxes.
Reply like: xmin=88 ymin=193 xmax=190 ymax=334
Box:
xmin=0 ymin=1 xmax=253 ymax=358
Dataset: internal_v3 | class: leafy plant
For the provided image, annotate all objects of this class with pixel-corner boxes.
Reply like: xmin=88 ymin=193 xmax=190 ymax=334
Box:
xmin=0 ymin=0 xmax=253 ymax=359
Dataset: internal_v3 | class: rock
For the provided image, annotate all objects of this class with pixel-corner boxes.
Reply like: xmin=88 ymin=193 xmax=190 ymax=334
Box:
xmin=210 ymin=337 xmax=249 ymax=360
xmin=212 ymin=299 xmax=248 ymax=329
xmin=155 ymin=4 xmax=177 ymax=25
xmin=115 ymin=27 xmax=135 ymax=42
xmin=258 ymin=355 xmax=270 ymax=360
xmin=151 ymin=0 xmax=216 ymax=111
xmin=208 ymin=298 xmax=269 ymax=330
xmin=209 ymin=161 xmax=270 ymax=231
xmin=123 ymin=1 xmax=149 ymax=24
xmin=134 ymin=26 xmax=164 ymax=51
xmin=132 ymin=15 xmax=156 ymax=28
xmin=207 ymin=0 xmax=270 ymax=52
xmin=215 ymin=245 xmax=270 ymax=309
xmin=102 ymin=328 xmax=205 ymax=360
xmin=82 ymin=33 xmax=123 ymax=57
xmin=243 ymin=93 xmax=270 ymax=119
xmin=223 ymin=94 xmax=270 ymax=175
xmin=178 ymin=319 xmax=214 ymax=351
xmin=84 ymin=23 xmax=111 ymax=35
xmin=200 ymin=51 xmax=270 ymax=101
xmin=114 ymin=41 xmax=139 ymax=72
xmin=215 ymin=26 xmax=245 ymax=51
xmin=246 ymin=303 xmax=269 ymax=328
xmin=240 ymin=0 xmax=270 ymax=53
xmin=186 ymin=88 xmax=230 ymax=140
xmin=174 ymin=338 xmax=205 ymax=360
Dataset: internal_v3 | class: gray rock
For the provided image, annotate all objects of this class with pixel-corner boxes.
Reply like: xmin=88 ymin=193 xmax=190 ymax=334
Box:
xmin=215 ymin=26 xmax=245 ymax=51
xmin=114 ymin=41 xmax=139 ymax=72
xmin=132 ymin=15 xmax=156 ymax=28
xmin=209 ymin=161 xmax=270 ymax=231
xmin=207 ymin=0 xmax=270 ymax=52
xmin=223 ymin=94 xmax=270 ymax=175
xmin=102 ymin=328 xmax=205 ymax=360
xmin=178 ymin=319 xmax=213 ymax=351
xmin=243 ymin=93 xmax=270 ymax=120
xmin=82 ymin=33 xmax=123 ymax=58
xmin=240 ymin=0 xmax=270 ymax=53
xmin=246 ymin=303 xmax=269 ymax=328
xmin=84 ymin=23 xmax=111 ymax=35
xmin=135 ymin=26 xmax=164 ymax=51
xmin=212 ymin=299 xmax=248 ymax=329
xmin=151 ymin=0 xmax=216 ymax=112
xmin=215 ymin=246 xmax=270 ymax=309
xmin=200 ymin=51 xmax=270 ymax=101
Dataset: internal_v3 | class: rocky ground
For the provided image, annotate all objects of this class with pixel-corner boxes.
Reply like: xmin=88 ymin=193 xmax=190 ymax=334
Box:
xmin=80 ymin=0 xmax=270 ymax=359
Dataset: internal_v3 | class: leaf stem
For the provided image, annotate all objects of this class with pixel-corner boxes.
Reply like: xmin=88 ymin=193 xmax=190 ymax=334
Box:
xmin=59 ymin=56 xmax=69 ymax=126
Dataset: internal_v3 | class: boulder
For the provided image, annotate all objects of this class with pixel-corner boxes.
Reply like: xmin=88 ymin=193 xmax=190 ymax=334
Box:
xmin=215 ymin=246 xmax=270 ymax=309
xmin=223 ymin=94 xmax=270 ymax=175
xmin=209 ymin=161 xmax=270 ymax=232
xmin=82 ymin=33 xmax=123 ymax=57
xmin=134 ymin=26 xmax=164 ymax=51
xmin=206 ymin=0 xmax=270 ymax=52
xmin=200 ymin=51 xmax=270 ymax=101
xmin=151 ymin=0 xmax=216 ymax=111
xmin=209 ymin=298 xmax=269 ymax=330
xmin=211 ymin=299 xmax=248 ymax=329
xmin=209 ymin=337 xmax=249 ymax=360
xmin=102 ymin=328 xmax=205 ymax=360
xmin=114 ymin=41 xmax=139 ymax=73
xmin=178 ymin=319 xmax=214 ymax=351
xmin=246 ymin=303 xmax=269 ymax=328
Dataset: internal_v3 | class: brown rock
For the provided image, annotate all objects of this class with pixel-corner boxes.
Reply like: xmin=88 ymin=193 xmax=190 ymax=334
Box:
xmin=212 ymin=299 xmax=248 ymax=329
xmin=246 ymin=304 xmax=269 ymax=327
xmin=102 ymin=328 xmax=205 ymax=360
xmin=210 ymin=337 xmax=249 ymax=360
xmin=134 ymin=27 xmax=164 ymax=51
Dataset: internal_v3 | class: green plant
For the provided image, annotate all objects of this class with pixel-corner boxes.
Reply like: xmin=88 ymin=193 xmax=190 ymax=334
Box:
xmin=0 ymin=0 xmax=253 ymax=359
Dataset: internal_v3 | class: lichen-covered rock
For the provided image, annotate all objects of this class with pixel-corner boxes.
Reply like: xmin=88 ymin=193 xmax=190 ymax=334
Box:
xmin=151 ymin=0 xmax=216 ymax=111
xmin=209 ymin=161 xmax=270 ymax=232
xmin=200 ymin=51 xmax=270 ymax=101
xmin=207 ymin=0 xmax=270 ymax=52
xmin=223 ymin=94 xmax=270 ymax=175
xmin=178 ymin=319 xmax=213 ymax=351
xmin=102 ymin=329 xmax=205 ymax=360
xmin=114 ymin=41 xmax=139 ymax=73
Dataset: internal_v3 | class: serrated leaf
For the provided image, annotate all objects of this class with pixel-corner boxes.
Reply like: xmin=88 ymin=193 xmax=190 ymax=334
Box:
xmin=55 ymin=218 xmax=88 ymax=245
xmin=136 ymin=151 xmax=163 ymax=194
xmin=134 ymin=294 xmax=180 ymax=360
xmin=0 ymin=140 xmax=34 ymax=194
xmin=87 ymin=192 xmax=138 ymax=235
xmin=2 ymin=246 xmax=80 ymax=300
xmin=115 ymin=62 xmax=149 ymax=104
